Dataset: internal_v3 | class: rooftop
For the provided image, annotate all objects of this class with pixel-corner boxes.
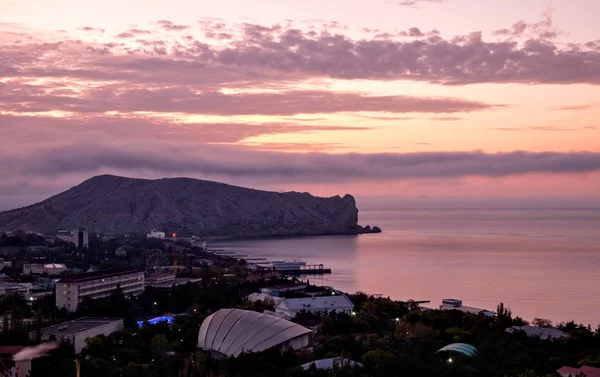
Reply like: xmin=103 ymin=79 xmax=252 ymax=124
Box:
xmin=558 ymin=366 xmax=600 ymax=377
xmin=506 ymin=325 xmax=568 ymax=340
xmin=43 ymin=264 xmax=66 ymax=269
xmin=0 ymin=346 xmax=25 ymax=356
xmin=40 ymin=318 xmax=123 ymax=337
xmin=58 ymin=267 xmax=143 ymax=283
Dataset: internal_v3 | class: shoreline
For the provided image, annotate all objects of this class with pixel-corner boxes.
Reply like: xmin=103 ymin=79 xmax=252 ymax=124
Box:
xmin=201 ymin=238 xmax=600 ymax=327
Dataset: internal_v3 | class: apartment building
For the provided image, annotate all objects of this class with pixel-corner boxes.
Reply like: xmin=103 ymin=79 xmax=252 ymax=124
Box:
xmin=56 ymin=267 xmax=145 ymax=312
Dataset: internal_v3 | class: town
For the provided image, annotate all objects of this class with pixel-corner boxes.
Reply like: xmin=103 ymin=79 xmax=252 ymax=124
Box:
xmin=0 ymin=229 xmax=599 ymax=377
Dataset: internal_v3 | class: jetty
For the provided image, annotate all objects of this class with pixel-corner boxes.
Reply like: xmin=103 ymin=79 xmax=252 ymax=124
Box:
xmin=277 ymin=264 xmax=332 ymax=275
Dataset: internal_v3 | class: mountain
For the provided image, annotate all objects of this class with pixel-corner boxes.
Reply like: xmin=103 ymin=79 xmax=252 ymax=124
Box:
xmin=0 ymin=175 xmax=381 ymax=237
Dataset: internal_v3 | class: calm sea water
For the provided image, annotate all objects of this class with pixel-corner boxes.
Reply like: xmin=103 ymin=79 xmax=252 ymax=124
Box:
xmin=213 ymin=202 xmax=600 ymax=326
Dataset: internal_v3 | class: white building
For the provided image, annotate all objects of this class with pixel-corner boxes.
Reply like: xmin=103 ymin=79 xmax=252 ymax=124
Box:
xmin=147 ymin=230 xmax=166 ymax=240
xmin=274 ymin=295 xmax=355 ymax=319
xmin=198 ymin=308 xmax=312 ymax=358
xmin=56 ymin=267 xmax=145 ymax=312
xmin=22 ymin=263 xmax=67 ymax=276
xmin=34 ymin=318 xmax=124 ymax=353
xmin=506 ymin=325 xmax=567 ymax=340
xmin=439 ymin=299 xmax=495 ymax=317
xmin=73 ymin=228 xmax=89 ymax=249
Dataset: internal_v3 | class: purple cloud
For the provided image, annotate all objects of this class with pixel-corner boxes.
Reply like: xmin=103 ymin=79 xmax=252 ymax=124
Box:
xmin=430 ymin=117 xmax=464 ymax=121
xmin=3 ymin=21 xmax=600 ymax=88
xmin=157 ymin=20 xmax=190 ymax=31
xmin=3 ymin=147 xmax=600 ymax=183
xmin=494 ymin=126 xmax=598 ymax=132
xmin=399 ymin=0 xmax=448 ymax=7
xmin=552 ymin=104 xmax=594 ymax=111
xmin=492 ymin=7 xmax=559 ymax=40
xmin=0 ymin=83 xmax=497 ymax=115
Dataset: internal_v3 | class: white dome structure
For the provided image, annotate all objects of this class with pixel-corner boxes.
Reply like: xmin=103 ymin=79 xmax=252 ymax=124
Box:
xmin=197 ymin=308 xmax=313 ymax=357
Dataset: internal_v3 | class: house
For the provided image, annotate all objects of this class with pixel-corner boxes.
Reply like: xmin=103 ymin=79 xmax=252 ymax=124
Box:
xmin=557 ymin=365 xmax=600 ymax=377
xmin=115 ymin=246 xmax=129 ymax=258
xmin=0 ymin=346 xmax=33 ymax=377
xmin=439 ymin=299 xmax=495 ymax=317
xmin=506 ymin=325 xmax=567 ymax=340
xmin=34 ymin=318 xmax=124 ymax=353
xmin=274 ymin=295 xmax=355 ymax=318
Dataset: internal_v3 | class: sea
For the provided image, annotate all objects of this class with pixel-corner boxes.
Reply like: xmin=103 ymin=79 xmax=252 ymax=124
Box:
xmin=213 ymin=198 xmax=600 ymax=326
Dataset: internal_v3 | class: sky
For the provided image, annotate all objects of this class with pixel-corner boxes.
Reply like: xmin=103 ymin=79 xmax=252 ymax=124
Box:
xmin=1 ymin=0 xmax=600 ymax=209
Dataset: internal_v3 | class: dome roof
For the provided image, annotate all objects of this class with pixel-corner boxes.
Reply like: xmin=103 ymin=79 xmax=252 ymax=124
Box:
xmin=197 ymin=309 xmax=312 ymax=357
xmin=435 ymin=343 xmax=479 ymax=357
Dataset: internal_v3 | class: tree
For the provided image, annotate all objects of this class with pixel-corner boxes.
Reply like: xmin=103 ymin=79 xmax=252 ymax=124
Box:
xmin=532 ymin=318 xmax=553 ymax=328
xmin=151 ymin=334 xmax=171 ymax=358
xmin=496 ymin=302 xmax=513 ymax=328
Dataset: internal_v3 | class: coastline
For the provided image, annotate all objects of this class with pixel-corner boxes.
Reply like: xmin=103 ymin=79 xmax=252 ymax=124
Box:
xmin=201 ymin=230 xmax=600 ymax=327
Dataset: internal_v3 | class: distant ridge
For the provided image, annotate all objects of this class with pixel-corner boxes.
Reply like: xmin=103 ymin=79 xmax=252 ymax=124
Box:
xmin=0 ymin=175 xmax=380 ymax=237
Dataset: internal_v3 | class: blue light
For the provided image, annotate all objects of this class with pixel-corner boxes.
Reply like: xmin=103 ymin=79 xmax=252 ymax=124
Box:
xmin=137 ymin=316 xmax=174 ymax=327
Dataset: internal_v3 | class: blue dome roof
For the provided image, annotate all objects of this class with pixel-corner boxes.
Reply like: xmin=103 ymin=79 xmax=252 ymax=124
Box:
xmin=435 ymin=343 xmax=479 ymax=357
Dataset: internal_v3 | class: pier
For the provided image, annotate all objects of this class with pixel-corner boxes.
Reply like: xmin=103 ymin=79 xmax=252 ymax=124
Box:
xmin=277 ymin=264 xmax=332 ymax=275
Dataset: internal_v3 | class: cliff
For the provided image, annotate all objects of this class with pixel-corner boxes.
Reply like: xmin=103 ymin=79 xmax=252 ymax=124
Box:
xmin=0 ymin=175 xmax=380 ymax=237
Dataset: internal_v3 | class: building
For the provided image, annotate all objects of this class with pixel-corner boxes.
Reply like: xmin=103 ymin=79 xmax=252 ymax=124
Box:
xmin=274 ymin=295 xmax=355 ymax=319
xmin=260 ymin=284 xmax=307 ymax=297
xmin=115 ymin=246 xmax=129 ymax=258
xmin=557 ymin=365 xmax=600 ymax=377
xmin=439 ymin=299 xmax=495 ymax=317
xmin=73 ymin=228 xmax=89 ymax=249
xmin=197 ymin=308 xmax=312 ymax=358
xmin=301 ymin=358 xmax=363 ymax=370
xmin=0 ymin=346 xmax=32 ymax=377
xmin=505 ymin=325 xmax=567 ymax=340
xmin=56 ymin=267 xmax=145 ymax=312
xmin=34 ymin=318 xmax=124 ymax=353
xmin=147 ymin=230 xmax=166 ymax=240
xmin=0 ymin=259 xmax=11 ymax=271
xmin=0 ymin=283 xmax=33 ymax=300
xmin=27 ymin=246 xmax=48 ymax=253
xmin=145 ymin=274 xmax=202 ymax=289
xmin=22 ymin=263 xmax=67 ymax=276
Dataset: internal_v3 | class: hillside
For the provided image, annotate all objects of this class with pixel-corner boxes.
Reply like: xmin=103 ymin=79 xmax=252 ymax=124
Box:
xmin=0 ymin=175 xmax=380 ymax=237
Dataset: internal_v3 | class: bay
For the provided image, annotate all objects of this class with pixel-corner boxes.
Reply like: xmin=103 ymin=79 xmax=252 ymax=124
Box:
xmin=213 ymin=201 xmax=600 ymax=326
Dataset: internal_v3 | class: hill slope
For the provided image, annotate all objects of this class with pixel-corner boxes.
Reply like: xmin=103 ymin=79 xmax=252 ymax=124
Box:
xmin=0 ymin=175 xmax=379 ymax=237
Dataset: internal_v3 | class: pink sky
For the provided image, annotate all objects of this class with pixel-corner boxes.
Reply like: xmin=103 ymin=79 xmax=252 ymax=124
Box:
xmin=1 ymin=0 xmax=600 ymax=207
